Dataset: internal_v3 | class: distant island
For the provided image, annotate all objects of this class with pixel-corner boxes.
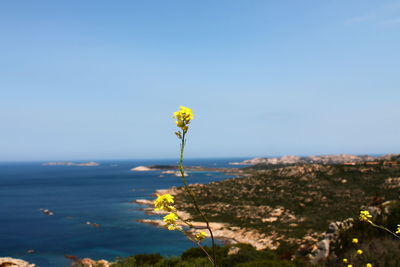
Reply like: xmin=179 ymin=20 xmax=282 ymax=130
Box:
xmin=130 ymin=165 xmax=176 ymax=171
xmin=230 ymin=153 xmax=399 ymax=165
xmin=130 ymin=165 xmax=239 ymax=175
xmin=42 ymin=161 xmax=100 ymax=166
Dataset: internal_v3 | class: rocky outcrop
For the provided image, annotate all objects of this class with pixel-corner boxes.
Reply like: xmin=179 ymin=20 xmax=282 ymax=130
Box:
xmin=66 ymin=255 xmax=110 ymax=267
xmin=0 ymin=257 xmax=35 ymax=267
xmin=308 ymin=218 xmax=354 ymax=264
xmin=130 ymin=166 xmax=154 ymax=171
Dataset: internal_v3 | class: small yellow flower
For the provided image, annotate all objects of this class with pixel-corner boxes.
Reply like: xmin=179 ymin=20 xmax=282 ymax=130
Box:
xmin=163 ymin=215 xmax=182 ymax=231
xmin=154 ymin=194 xmax=176 ymax=212
xmin=359 ymin=210 xmax=372 ymax=222
xmin=356 ymin=249 xmax=363 ymax=255
xmin=167 ymin=224 xmax=181 ymax=230
xmin=396 ymin=224 xmax=400 ymax=234
xmin=352 ymin=238 xmax=359 ymax=244
xmin=194 ymin=231 xmax=208 ymax=242
xmin=348 ymin=265 xmax=353 ymax=267
xmin=173 ymin=106 xmax=194 ymax=132
xmin=176 ymin=120 xmax=185 ymax=128
xmin=343 ymin=258 xmax=348 ymax=263
xmin=366 ymin=263 xmax=372 ymax=267
xmin=163 ymin=213 xmax=178 ymax=224
xmin=163 ymin=213 xmax=180 ymax=230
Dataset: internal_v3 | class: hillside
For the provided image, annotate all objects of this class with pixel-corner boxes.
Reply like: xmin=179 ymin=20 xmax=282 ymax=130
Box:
xmin=171 ymin=155 xmax=400 ymax=245
xmin=231 ymin=154 xmax=398 ymax=166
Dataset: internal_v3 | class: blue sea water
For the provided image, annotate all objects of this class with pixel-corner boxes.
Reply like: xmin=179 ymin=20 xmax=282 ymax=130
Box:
xmin=0 ymin=158 xmax=246 ymax=267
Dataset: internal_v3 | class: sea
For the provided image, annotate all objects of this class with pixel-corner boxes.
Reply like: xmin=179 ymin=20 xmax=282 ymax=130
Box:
xmin=0 ymin=158 xmax=246 ymax=267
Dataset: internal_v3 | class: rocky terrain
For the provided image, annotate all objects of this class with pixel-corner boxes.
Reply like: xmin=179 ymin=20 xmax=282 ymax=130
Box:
xmin=231 ymin=153 xmax=399 ymax=166
xmin=154 ymin=155 xmax=400 ymax=254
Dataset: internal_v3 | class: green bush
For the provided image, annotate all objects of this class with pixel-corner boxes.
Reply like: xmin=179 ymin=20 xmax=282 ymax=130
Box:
xmin=154 ymin=257 xmax=212 ymax=267
xmin=111 ymin=244 xmax=300 ymax=267
xmin=181 ymin=245 xmax=228 ymax=261
xmin=112 ymin=253 xmax=163 ymax=267
xmin=112 ymin=256 xmax=136 ymax=267
xmin=219 ymin=244 xmax=277 ymax=267
xmin=134 ymin=254 xmax=163 ymax=266
xmin=235 ymin=259 xmax=295 ymax=267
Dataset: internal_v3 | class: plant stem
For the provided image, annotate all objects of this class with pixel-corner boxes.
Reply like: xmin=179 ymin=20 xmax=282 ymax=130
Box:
xmin=370 ymin=221 xmax=400 ymax=239
xmin=179 ymin=131 xmax=217 ymax=266
xmin=178 ymin=228 xmax=215 ymax=265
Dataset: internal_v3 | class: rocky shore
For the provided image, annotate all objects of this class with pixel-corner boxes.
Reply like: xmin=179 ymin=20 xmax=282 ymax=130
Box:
xmin=137 ymin=217 xmax=281 ymax=250
xmin=134 ymin=188 xmax=281 ymax=250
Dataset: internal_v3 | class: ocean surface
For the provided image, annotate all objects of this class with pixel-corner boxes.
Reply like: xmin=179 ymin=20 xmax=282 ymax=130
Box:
xmin=0 ymin=158 xmax=246 ymax=267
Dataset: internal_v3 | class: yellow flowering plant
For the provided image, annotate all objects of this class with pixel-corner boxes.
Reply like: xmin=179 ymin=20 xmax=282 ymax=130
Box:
xmin=154 ymin=194 xmax=175 ymax=212
xmin=343 ymin=209 xmax=400 ymax=267
xmin=341 ymin=237 xmax=372 ymax=267
xmin=359 ymin=210 xmax=400 ymax=239
xmin=153 ymin=106 xmax=216 ymax=266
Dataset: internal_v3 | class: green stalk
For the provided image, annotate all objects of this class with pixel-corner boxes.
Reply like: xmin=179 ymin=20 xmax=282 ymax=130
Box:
xmin=179 ymin=131 xmax=217 ymax=266
xmin=369 ymin=221 xmax=400 ymax=240
xmin=177 ymin=227 xmax=215 ymax=265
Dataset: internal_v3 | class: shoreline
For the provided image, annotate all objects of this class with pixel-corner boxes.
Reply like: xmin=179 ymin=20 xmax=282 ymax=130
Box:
xmin=134 ymin=189 xmax=281 ymax=250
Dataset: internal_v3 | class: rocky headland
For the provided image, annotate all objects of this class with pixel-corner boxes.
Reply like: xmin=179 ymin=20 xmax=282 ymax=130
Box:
xmin=231 ymin=153 xmax=399 ymax=166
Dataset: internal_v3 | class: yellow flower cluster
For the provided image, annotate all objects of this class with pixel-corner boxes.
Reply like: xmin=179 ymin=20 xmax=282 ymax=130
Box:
xmin=194 ymin=231 xmax=208 ymax=242
xmin=163 ymin=213 xmax=180 ymax=230
xmin=154 ymin=194 xmax=182 ymax=230
xmin=154 ymin=194 xmax=176 ymax=212
xmin=359 ymin=210 xmax=372 ymax=222
xmin=396 ymin=224 xmax=400 ymax=234
xmin=342 ymin=238 xmax=372 ymax=267
xmin=173 ymin=106 xmax=194 ymax=132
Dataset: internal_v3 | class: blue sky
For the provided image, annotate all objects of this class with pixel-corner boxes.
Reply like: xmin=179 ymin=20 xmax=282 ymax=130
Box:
xmin=1 ymin=1 xmax=399 ymax=161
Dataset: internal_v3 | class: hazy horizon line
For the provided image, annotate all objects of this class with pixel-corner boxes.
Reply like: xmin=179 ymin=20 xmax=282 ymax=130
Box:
xmin=0 ymin=152 xmax=396 ymax=163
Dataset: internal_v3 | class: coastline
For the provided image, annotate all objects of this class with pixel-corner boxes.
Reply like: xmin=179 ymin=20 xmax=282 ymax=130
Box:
xmin=134 ymin=188 xmax=281 ymax=250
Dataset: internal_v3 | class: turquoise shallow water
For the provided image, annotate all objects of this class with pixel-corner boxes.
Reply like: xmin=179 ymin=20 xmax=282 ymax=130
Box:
xmin=0 ymin=158 xmax=245 ymax=267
